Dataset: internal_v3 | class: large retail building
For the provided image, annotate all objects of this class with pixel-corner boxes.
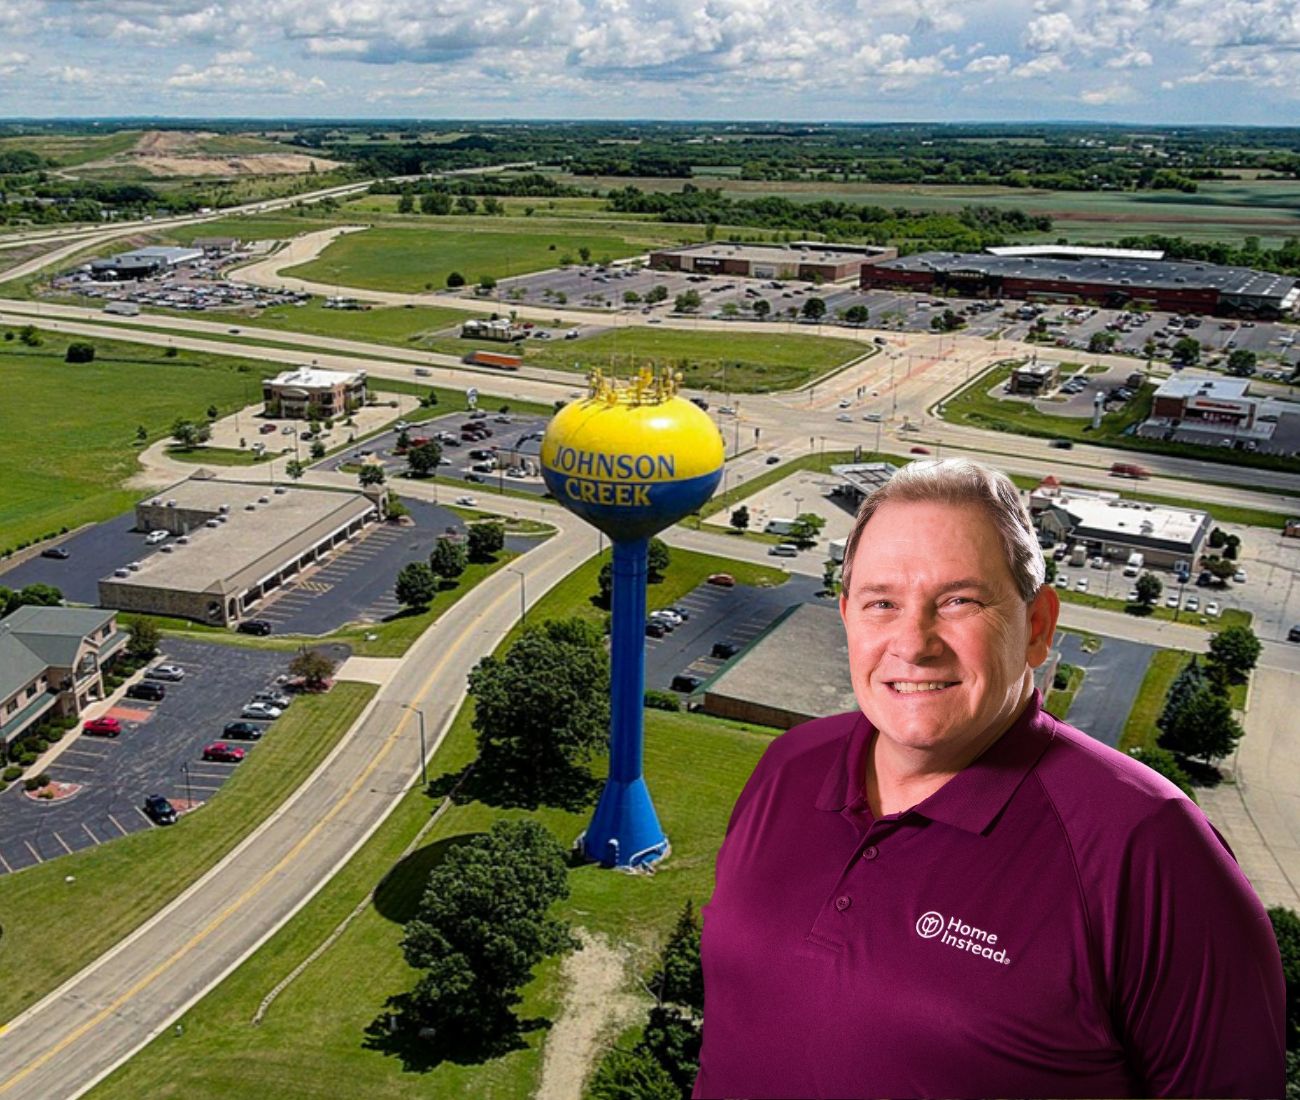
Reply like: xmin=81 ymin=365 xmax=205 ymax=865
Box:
xmin=649 ymin=242 xmax=895 ymax=282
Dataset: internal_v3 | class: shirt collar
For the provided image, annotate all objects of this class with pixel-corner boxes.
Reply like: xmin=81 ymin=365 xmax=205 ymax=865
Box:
xmin=814 ymin=691 xmax=1056 ymax=836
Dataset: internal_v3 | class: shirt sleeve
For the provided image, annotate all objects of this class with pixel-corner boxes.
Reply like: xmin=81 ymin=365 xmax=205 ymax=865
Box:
xmin=1112 ymin=797 xmax=1286 ymax=1098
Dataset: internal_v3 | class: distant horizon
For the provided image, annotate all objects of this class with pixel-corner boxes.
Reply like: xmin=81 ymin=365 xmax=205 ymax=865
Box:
xmin=2 ymin=1 xmax=1296 ymax=126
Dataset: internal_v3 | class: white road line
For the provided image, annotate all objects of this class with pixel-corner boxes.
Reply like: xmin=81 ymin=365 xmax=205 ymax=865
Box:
xmin=23 ymin=841 xmax=42 ymax=864
xmin=81 ymin=823 xmax=100 ymax=846
xmin=53 ymin=763 xmax=96 ymax=774
xmin=106 ymin=814 xmax=129 ymax=837
xmin=54 ymin=833 xmax=72 ymax=855
xmin=0 ymin=850 xmax=13 ymax=873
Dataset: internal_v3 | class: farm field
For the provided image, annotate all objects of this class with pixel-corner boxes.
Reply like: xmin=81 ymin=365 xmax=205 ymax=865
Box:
xmin=521 ymin=327 xmax=869 ymax=392
xmin=0 ymin=130 xmax=142 ymax=167
xmin=0 ymin=330 xmax=278 ymax=553
xmin=279 ymin=221 xmax=700 ymax=294
xmin=553 ymin=175 xmax=1300 ymax=247
xmin=89 ymin=549 xmax=781 ymax=1100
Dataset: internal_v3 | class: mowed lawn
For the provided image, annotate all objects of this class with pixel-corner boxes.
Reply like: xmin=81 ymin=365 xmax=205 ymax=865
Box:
xmin=282 ymin=224 xmax=667 ymax=293
xmin=0 ymin=331 xmax=276 ymax=551
xmin=90 ymin=550 xmax=784 ymax=1100
xmin=164 ymin=299 xmax=474 ymax=349
xmin=525 ymin=328 xmax=870 ymax=391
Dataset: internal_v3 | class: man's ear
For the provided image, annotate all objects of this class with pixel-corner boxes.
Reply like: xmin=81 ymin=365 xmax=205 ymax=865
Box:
xmin=1026 ymin=584 xmax=1060 ymax=668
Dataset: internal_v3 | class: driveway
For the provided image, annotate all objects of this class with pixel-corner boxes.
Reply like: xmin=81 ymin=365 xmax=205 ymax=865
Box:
xmin=1053 ymin=630 xmax=1154 ymax=747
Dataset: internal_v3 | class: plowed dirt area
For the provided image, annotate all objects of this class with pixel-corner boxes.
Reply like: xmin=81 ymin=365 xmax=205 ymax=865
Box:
xmin=78 ymin=129 xmax=341 ymax=178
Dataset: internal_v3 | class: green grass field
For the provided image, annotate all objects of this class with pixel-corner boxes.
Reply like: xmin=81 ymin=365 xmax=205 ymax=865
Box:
xmin=0 ymin=130 xmax=142 ymax=167
xmin=280 ymin=222 xmax=684 ymax=294
xmin=522 ymin=328 xmax=869 ymax=392
xmin=191 ymin=300 xmax=474 ymax=347
xmin=0 ymin=682 xmax=377 ymax=1024
xmin=88 ymin=549 xmax=781 ymax=1100
xmin=0 ymin=330 xmax=279 ymax=553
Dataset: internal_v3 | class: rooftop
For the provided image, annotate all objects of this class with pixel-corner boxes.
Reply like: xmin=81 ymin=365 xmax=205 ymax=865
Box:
xmin=267 ymin=366 xmax=365 ymax=390
xmin=1043 ymin=489 xmax=1207 ymax=547
xmin=655 ymin=241 xmax=884 ymax=266
xmin=115 ymin=483 xmax=374 ymax=596
xmin=879 ymin=251 xmax=1299 ymax=303
xmin=987 ymin=245 xmax=1166 ymax=261
xmin=1153 ymin=375 xmax=1252 ymax=401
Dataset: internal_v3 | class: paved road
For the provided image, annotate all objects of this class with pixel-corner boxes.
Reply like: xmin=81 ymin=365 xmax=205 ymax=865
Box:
xmin=0 ymin=517 xmax=594 ymax=1100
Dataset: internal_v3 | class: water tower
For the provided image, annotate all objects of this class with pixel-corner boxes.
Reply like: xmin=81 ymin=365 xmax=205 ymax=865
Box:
xmin=541 ymin=367 xmax=724 ymax=868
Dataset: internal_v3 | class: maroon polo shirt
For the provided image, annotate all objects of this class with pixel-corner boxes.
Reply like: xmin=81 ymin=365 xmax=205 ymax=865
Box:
xmin=695 ymin=692 xmax=1285 ymax=1099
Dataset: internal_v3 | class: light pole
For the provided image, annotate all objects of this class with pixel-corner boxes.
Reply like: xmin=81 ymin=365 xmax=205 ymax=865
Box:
xmin=398 ymin=702 xmax=428 ymax=787
xmin=506 ymin=565 xmax=527 ymax=625
xmin=180 ymin=762 xmax=192 ymax=809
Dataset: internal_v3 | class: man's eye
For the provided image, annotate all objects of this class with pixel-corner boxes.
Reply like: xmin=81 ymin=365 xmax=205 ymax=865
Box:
xmin=940 ymin=598 xmax=982 ymax=616
xmin=864 ymin=600 xmax=895 ymax=611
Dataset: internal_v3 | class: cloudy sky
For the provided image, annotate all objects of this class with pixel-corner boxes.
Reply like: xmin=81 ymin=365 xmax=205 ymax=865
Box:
xmin=3 ymin=0 xmax=1298 ymax=123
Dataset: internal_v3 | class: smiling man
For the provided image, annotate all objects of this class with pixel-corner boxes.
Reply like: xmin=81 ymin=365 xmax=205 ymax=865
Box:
xmin=695 ymin=458 xmax=1284 ymax=1099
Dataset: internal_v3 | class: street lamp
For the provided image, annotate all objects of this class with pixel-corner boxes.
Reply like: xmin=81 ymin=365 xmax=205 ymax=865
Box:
xmin=180 ymin=762 xmax=192 ymax=809
xmin=506 ymin=565 xmax=527 ymax=625
xmin=398 ymin=702 xmax=428 ymax=787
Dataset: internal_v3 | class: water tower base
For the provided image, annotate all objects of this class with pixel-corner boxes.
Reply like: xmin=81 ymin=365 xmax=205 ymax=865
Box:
xmin=580 ymin=776 xmax=670 ymax=869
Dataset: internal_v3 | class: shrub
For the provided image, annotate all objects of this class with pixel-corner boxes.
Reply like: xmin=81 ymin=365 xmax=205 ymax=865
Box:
xmin=38 ymin=788 xmax=54 ymax=799
xmin=16 ymin=752 xmax=35 ymax=767
xmin=35 ymin=772 xmax=50 ymax=787
xmin=644 ymin=690 xmax=681 ymax=712
xmin=30 ymin=738 xmax=48 ymax=754
xmin=0 ymin=780 xmax=6 ymax=793
xmin=24 ymin=777 xmax=41 ymax=791
xmin=65 ymin=342 xmax=96 ymax=363
xmin=3 ymin=765 xmax=23 ymax=781
xmin=45 ymin=728 xmax=63 ymax=743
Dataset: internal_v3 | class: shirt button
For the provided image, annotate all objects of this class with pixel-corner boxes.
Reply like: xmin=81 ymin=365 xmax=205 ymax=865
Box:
xmin=835 ymin=895 xmax=851 ymax=912
xmin=862 ymin=845 xmax=879 ymax=861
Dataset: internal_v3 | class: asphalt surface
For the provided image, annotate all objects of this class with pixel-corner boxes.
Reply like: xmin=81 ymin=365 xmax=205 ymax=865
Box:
xmin=1053 ymin=630 xmax=1154 ymax=747
xmin=0 ymin=639 xmax=348 ymax=876
xmin=1 ymin=513 xmax=154 ymax=605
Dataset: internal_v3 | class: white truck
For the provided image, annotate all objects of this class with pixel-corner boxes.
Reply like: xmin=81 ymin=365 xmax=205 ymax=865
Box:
xmin=103 ymin=300 xmax=140 ymax=316
xmin=1123 ymin=551 xmax=1145 ymax=577
xmin=1069 ymin=545 xmax=1088 ymax=568
xmin=764 ymin=518 xmax=799 ymax=537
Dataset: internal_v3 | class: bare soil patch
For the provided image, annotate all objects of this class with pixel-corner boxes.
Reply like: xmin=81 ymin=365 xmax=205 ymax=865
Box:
xmin=77 ymin=130 xmax=341 ymax=178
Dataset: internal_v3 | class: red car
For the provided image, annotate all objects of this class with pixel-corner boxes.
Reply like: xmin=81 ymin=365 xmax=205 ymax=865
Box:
xmin=707 ymin=573 xmax=736 ymax=587
xmin=910 ymin=446 xmax=932 ymax=455
xmin=83 ymin=716 xmax=122 ymax=737
xmin=202 ymin=741 xmax=246 ymax=763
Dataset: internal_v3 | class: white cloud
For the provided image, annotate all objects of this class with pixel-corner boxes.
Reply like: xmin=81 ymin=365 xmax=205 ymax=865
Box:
xmin=1011 ymin=53 xmax=1067 ymax=77
xmin=1024 ymin=11 xmax=1079 ymax=52
xmin=965 ymin=53 xmax=1010 ymax=74
xmin=1106 ymin=48 xmax=1152 ymax=68
xmin=215 ymin=49 xmax=253 ymax=64
xmin=165 ymin=61 xmax=325 ymax=95
xmin=1079 ymin=81 xmax=1133 ymax=103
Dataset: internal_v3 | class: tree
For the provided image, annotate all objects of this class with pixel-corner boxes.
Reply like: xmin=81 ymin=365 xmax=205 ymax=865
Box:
xmin=395 ymin=428 xmax=411 ymax=452
xmin=1044 ymin=556 xmax=1057 ymax=585
xmin=420 ymin=191 xmax=451 ymax=215
xmin=674 ymin=289 xmax=702 ymax=313
xmin=453 ymin=195 xmax=477 ymax=215
xmin=481 ymin=196 xmax=504 ymax=216
xmin=1158 ymin=682 xmax=1242 ymax=764
xmin=789 ymin=512 xmax=826 ymax=549
xmin=1135 ymin=572 xmax=1162 ymax=607
xmin=126 ymin=616 xmax=161 ymax=661
xmin=467 ymin=618 xmax=610 ymax=786
xmin=395 ymin=562 xmax=437 ymax=609
xmin=843 ymin=304 xmax=869 ymax=326
xmin=65 ymin=342 xmax=95 ymax=363
xmin=18 ymin=324 xmax=40 ymax=346
xmin=646 ymin=284 xmax=669 ymax=304
xmin=285 ymin=459 xmax=306 ymax=480
xmin=729 ymin=505 xmax=750 ymax=533
xmin=1127 ymin=746 xmax=1195 ymax=799
xmin=1206 ymin=556 xmax=1237 ymax=583
xmin=752 ymin=298 xmax=771 ymax=320
xmin=169 ymin=418 xmax=209 ymax=449
xmin=597 ymin=559 xmax=614 ymax=607
xmin=647 ymin=537 xmax=670 ymax=582
xmin=288 ymin=647 xmax=336 ymax=689
xmin=1227 ymin=348 xmax=1258 ymax=376
xmin=1088 ymin=331 xmax=1117 ymax=354
xmin=358 ymin=463 xmax=386 ymax=488
xmin=400 ymin=819 xmax=572 ymax=1043
xmin=467 ymin=521 xmax=504 ymax=562
xmin=623 ymin=290 xmax=641 ymax=305
xmin=1158 ymin=658 xmax=1208 ymax=736
xmin=1208 ymin=527 xmax=1227 ymax=549
xmin=405 ymin=439 xmax=442 ymax=478
xmin=478 ymin=274 xmax=497 ymax=292
xmin=429 ymin=536 xmax=467 ymax=582
xmin=310 ymin=439 xmax=326 ymax=460
xmin=802 ymin=297 xmax=827 ymax=321
xmin=397 ymin=192 xmax=415 ymax=214
xmin=1208 ymin=624 xmax=1262 ymax=683
xmin=587 ymin=1047 xmax=680 ymax=1100
xmin=1268 ymin=906 xmax=1300 ymax=1048
xmin=446 ymin=271 xmax=466 ymax=288
xmin=1172 ymin=336 xmax=1201 ymax=365
xmin=206 ymin=404 xmax=219 ymax=421
xmin=10 ymin=583 xmax=62 ymax=610
xmin=653 ymin=900 xmax=703 ymax=1011
xmin=578 ymin=245 xmax=592 ymax=263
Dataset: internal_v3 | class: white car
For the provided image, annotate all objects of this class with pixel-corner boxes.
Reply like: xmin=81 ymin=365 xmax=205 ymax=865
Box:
xmin=836 ymin=413 xmax=853 ymax=422
xmin=456 ymin=496 xmax=478 ymax=507
xmin=651 ymin=609 xmax=684 ymax=627
xmin=395 ymin=420 xmax=410 ymax=431
xmin=241 ymin=702 xmax=282 ymax=720
xmin=838 ymin=398 xmax=851 ymax=408
xmin=1166 ymin=593 xmax=1180 ymax=608
xmin=145 ymin=530 xmax=168 ymax=545
xmin=1054 ymin=574 xmax=1068 ymax=588
xmin=1089 ymin=556 xmax=1106 ymax=569
xmin=1185 ymin=596 xmax=1200 ymax=613
xmin=1075 ymin=578 xmax=1088 ymax=591
xmin=1206 ymin=600 xmax=1220 ymax=617
xmin=1233 ymin=570 xmax=1248 ymax=583
xmin=719 ymin=406 xmax=737 ymax=416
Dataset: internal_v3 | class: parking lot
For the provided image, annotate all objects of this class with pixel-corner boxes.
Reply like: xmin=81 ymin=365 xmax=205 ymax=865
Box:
xmin=643 ymin=573 xmax=825 ymax=696
xmin=0 ymin=638 xmax=346 ymax=875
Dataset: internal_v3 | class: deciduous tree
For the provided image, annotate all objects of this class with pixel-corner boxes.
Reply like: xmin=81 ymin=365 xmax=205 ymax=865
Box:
xmin=429 ymin=536 xmax=467 ymax=582
xmin=729 ymin=505 xmax=750 ymax=533
xmin=395 ymin=562 xmax=437 ymax=609
xmin=288 ymin=647 xmax=336 ymax=689
xmin=1135 ymin=572 xmax=1162 ymax=607
xmin=467 ymin=521 xmax=504 ymax=562
xmin=1158 ymin=682 xmax=1242 ymax=764
xmin=126 ymin=616 xmax=161 ymax=661
xmin=1208 ymin=624 xmax=1262 ymax=683
xmin=405 ymin=439 xmax=442 ymax=478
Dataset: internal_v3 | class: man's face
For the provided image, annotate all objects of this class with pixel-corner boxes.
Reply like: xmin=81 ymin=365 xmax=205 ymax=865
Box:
xmin=839 ymin=499 xmax=1057 ymax=762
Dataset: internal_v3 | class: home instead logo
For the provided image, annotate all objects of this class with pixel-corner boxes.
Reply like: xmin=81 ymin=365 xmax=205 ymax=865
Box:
xmin=916 ymin=911 xmax=1012 ymax=966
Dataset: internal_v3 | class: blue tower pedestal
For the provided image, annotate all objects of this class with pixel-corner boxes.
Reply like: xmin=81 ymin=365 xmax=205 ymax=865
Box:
xmin=581 ymin=538 xmax=669 ymax=868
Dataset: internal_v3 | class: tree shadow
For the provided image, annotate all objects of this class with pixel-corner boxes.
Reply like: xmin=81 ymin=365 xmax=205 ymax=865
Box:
xmin=372 ymin=833 xmax=485 ymax=925
xmin=362 ymin=992 xmax=551 ymax=1072
xmin=428 ymin=759 xmax=600 ymax=814
xmin=1126 ymin=603 xmax=1155 ymax=617
xmin=1182 ymin=759 xmax=1225 ymax=788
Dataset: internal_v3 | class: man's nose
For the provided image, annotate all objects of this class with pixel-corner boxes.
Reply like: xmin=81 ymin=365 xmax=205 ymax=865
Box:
xmin=887 ymin=605 xmax=945 ymax=663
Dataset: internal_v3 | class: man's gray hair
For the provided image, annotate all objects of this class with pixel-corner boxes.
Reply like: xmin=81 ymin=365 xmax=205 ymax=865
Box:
xmin=841 ymin=458 xmax=1045 ymax=602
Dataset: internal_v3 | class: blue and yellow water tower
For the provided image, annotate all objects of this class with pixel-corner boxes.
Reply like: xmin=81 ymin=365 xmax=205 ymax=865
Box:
xmin=542 ymin=367 xmax=724 ymax=868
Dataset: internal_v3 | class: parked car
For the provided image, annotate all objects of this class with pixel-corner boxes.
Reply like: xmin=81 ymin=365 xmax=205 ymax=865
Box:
xmin=1205 ymin=601 xmax=1220 ymax=617
xmin=145 ymin=663 xmax=185 ymax=682
xmin=1289 ymin=625 xmax=1300 ymax=643
xmin=252 ymin=689 xmax=291 ymax=709
xmin=1186 ymin=596 xmax=1200 ymax=613
xmin=83 ymin=716 xmax=122 ymax=737
xmin=1166 ymin=593 xmax=1180 ymax=608
xmin=143 ymin=794 xmax=178 ymax=825
xmin=145 ymin=530 xmax=168 ymax=545
xmin=40 ymin=546 xmax=70 ymax=559
xmin=668 ymin=605 xmax=690 ymax=621
xmin=707 ymin=573 xmax=736 ymax=587
xmin=456 ymin=495 xmax=478 ymax=506
xmin=237 ymin=619 xmax=273 ymax=636
xmin=645 ymin=620 xmax=667 ymax=638
xmin=258 ymin=423 xmax=277 ymax=435
xmin=202 ymin=741 xmax=246 ymax=763
xmin=1233 ymin=570 xmax=1248 ymax=583
xmin=711 ymin=641 xmax=740 ymax=659
xmin=1048 ymin=439 xmax=1073 ymax=449
xmin=909 ymin=446 xmax=931 ymax=455
xmin=125 ymin=681 xmax=165 ymax=702
xmin=1075 ymin=578 xmax=1089 ymax=591
xmin=222 ymin=721 xmax=264 ymax=741
xmin=241 ymin=701 xmax=282 ymax=720
xmin=651 ymin=609 xmax=683 ymax=627
xmin=671 ymin=674 xmax=703 ymax=693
